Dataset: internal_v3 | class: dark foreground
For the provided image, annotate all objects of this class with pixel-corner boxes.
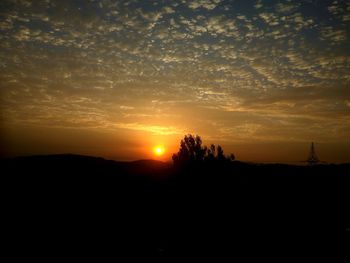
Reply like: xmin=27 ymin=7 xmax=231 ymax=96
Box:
xmin=2 ymin=155 xmax=350 ymax=260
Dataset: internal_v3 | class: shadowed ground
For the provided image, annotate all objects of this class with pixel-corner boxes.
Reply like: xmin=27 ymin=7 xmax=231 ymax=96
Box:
xmin=2 ymin=155 xmax=350 ymax=260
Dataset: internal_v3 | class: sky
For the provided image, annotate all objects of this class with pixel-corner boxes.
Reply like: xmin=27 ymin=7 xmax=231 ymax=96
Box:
xmin=1 ymin=0 xmax=350 ymax=163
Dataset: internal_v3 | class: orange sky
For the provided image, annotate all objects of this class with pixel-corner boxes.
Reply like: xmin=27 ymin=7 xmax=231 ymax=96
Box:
xmin=1 ymin=0 xmax=350 ymax=163
xmin=2 ymin=122 xmax=350 ymax=163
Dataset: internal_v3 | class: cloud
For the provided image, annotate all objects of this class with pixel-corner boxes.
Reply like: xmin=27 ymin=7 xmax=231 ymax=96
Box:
xmin=1 ymin=0 xmax=349 ymax=147
xmin=275 ymin=2 xmax=299 ymax=13
xmin=320 ymin=26 xmax=347 ymax=44
xmin=163 ymin=6 xmax=175 ymax=14
xmin=259 ymin=12 xmax=279 ymax=26
xmin=187 ymin=0 xmax=221 ymax=10
xmin=120 ymin=106 xmax=135 ymax=110
xmin=254 ymin=0 xmax=263 ymax=9
xmin=114 ymin=123 xmax=184 ymax=135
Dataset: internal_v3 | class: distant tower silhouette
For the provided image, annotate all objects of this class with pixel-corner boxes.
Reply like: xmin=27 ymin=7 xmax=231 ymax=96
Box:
xmin=306 ymin=142 xmax=320 ymax=165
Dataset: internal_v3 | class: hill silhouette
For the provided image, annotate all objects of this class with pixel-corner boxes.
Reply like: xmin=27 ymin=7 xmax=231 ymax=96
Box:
xmin=2 ymin=154 xmax=350 ymax=260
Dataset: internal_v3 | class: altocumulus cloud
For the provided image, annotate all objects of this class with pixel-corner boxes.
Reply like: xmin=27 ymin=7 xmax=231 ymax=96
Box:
xmin=0 ymin=0 xmax=349 ymax=144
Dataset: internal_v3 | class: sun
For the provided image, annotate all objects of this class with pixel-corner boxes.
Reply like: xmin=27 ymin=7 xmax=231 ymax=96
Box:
xmin=153 ymin=146 xmax=165 ymax=156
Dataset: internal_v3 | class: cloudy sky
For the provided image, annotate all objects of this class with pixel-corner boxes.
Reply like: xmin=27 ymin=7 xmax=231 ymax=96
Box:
xmin=1 ymin=0 xmax=350 ymax=162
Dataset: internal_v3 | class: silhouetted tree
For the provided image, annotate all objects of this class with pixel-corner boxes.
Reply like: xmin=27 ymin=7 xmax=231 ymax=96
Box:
xmin=205 ymin=144 xmax=216 ymax=162
xmin=173 ymin=134 xmax=236 ymax=167
xmin=172 ymin=134 xmax=207 ymax=166
xmin=217 ymin=145 xmax=225 ymax=161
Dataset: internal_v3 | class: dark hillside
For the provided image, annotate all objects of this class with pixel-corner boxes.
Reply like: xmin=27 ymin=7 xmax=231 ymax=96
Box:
xmin=2 ymin=155 xmax=350 ymax=260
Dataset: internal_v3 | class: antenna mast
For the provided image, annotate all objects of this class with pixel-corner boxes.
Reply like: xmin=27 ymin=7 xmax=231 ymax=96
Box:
xmin=306 ymin=142 xmax=320 ymax=165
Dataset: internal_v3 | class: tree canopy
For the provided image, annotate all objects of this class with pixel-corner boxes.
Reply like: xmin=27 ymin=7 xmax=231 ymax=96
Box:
xmin=172 ymin=134 xmax=235 ymax=167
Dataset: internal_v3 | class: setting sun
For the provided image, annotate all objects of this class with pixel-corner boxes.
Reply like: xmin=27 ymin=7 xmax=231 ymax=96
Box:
xmin=153 ymin=146 xmax=165 ymax=156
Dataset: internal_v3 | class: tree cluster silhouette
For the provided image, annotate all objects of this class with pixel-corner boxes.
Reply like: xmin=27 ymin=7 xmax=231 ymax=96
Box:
xmin=172 ymin=134 xmax=235 ymax=167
